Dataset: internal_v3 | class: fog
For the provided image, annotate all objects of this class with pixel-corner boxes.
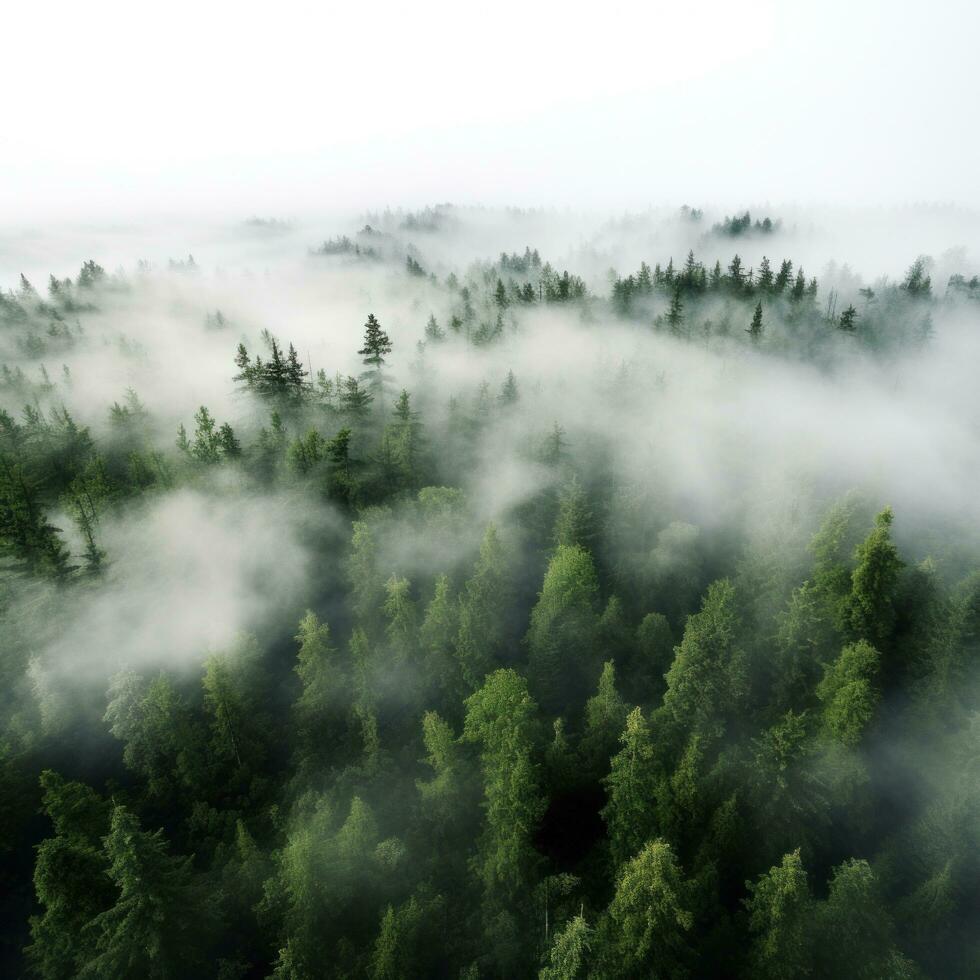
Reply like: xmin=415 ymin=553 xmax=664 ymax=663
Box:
xmin=1 ymin=203 xmax=978 ymax=704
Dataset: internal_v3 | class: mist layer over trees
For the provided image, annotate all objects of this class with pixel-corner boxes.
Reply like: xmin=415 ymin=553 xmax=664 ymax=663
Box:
xmin=1 ymin=204 xmax=979 ymax=978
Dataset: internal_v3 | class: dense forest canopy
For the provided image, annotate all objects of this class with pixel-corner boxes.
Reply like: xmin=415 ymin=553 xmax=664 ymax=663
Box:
xmin=1 ymin=204 xmax=979 ymax=978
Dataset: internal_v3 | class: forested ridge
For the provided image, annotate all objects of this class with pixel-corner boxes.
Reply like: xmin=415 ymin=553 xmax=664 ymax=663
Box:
xmin=1 ymin=206 xmax=979 ymax=978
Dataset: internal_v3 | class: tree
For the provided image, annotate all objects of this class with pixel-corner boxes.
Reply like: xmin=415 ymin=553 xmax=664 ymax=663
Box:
xmin=104 ymin=670 xmax=203 ymax=801
xmin=340 ymin=376 xmax=373 ymax=420
xmin=292 ymin=612 xmax=347 ymax=777
xmin=462 ymin=669 xmax=546 ymax=908
xmin=26 ymin=772 xmax=112 ymax=979
xmin=602 ymin=707 xmax=659 ymax=866
xmin=813 ymin=859 xmax=914 ymax=979
xmin=744 ymin=850 xmax=814 ymax=980
xmin=747 ymin=302 xmax=764 ymax=341
xmin=419 ymin=575 xmax=464 ymax=708
xmin=600 ymin=839 xmax=695 ymax=979
xmin=359 ymin=313 xmax=393 ymax=383
xmin=757 ymin=256 xmax=774 ymax=292
xmin=526 ymin=544 xmax=601 ymax=715
xmin=581 ymin=660 xmax=628 ymax=777
xmin=663 ymin=579 xmax=748 ymax=739
xmin=839 ymin=305 xmax=858 ymax=332
xmin=816 ymin=640 xmax=880 ymax=746
xmin=499 ymin=370 xmax=519 ymax=406
xmin=455 ymin=524 xmax=513 ymax=689
xmin=0 ymin=454 xmax=72 ymax=578
xmin=843 ymin=507 xmax=903 ymax=648
xmin=80 ymin=805 xmax=212 ymax=979
xmin=390 ymin=390 xmax=425 ymax=488
xmin=727 ymin=254 xmax=745 ymax=292
xmin=774 ymin=259 xmax=793 ymax=294
xmin=190 ymin=406 xmax=221 ymax=463
xmin=553 ymin=476 xmax=594 ymax=550
xmin=424 ymin=314 xmax=445 ymax=342
xmin=665 ymin=291 xmax=684 ymax=335
xmin=202 ymin=634 xmax=270 ymax=776
xmin=540 ymin=913 xmax=593 ymax=980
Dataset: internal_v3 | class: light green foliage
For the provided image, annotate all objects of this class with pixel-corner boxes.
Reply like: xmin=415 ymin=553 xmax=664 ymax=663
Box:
xmin=202 ymin=633 xmax=270 ymax=773
xmin=419 ymin=574 xmax=464 ymax=706
xmin=349 ymin=508 xmax=393 ymax=629
xmin=527 ymin=543 xmax=600 ymax=713
xmin=581 ymin=660 xmax=628 ymax=775
xmin=463 ymin=669 xmax=546 ymax=906
xmin=105 ymin=669 xmax=201 ymax=798
xmin=292 ymin=612 xmax=346 ymax=775
xmin=744 ymin=850 xmax=814 ymax=980
xmin=843 ymin=507 xmax=904 ymax=646
xmin=635 ymin=611 xmax=673 ymax=700
xmin=539 ymin=913 xmax=592 ymax=980
xmin=816 ymin=640 xmax=880 ymax=746
xmin=416 ymin=711 xmax=465 ymax=827
xmin=602 ymin=838 xmax=695 ymax=979
xmin=553 ymin=476 xmax=594 ymax=550
xmin=384 ymin=575 xmax=418 ymax=666
xmin=664 ymin=578 xmax=748 ymax=738
xmin=602 ymin=707 xmax=659 ymax=867
xmin=456 ymin=524 xmax=513 ymax=689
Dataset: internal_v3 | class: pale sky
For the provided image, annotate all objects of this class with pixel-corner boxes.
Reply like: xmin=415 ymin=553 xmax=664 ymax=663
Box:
xmin=2 ymin=0 xmax=977 ymax=219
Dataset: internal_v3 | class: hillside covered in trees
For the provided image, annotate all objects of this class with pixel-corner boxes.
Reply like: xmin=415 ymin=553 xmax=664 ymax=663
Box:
xmin=1 ymin=205 xmax=979 ymax=978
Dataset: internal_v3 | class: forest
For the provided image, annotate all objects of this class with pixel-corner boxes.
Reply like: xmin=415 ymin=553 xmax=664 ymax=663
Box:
xmin=0 ymin=204 xmax=978 ymax=978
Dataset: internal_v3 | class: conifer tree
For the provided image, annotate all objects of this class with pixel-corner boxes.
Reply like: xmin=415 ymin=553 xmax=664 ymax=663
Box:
xmin=455 ymin=524 xmax=513 ymax=689
xmin=843 ymin=507 xmax=903 ymax=648
xmin=80 ymin=805 xmax=212 ymax=979
xmin=600 ymin=838 xmax=695 ymax=978
xmin=527 ymin=543 xmax=600 ymax=714
xmin=839 ymin=305 xmax=858 ymax=332
xmin=602 ymin=707 xmax=659 ymax=866
xmin=743 ymin=850 xmax=814 ymax=980
xmin=462 ymin=669 xmax=545 ymax=908
xmin=359 ymin=314 xmax=393 ymax=391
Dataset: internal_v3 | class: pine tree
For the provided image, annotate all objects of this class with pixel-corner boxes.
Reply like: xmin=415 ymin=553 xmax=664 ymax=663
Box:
xmin=80 ymin=805 xmax=212 ymax=979
xmin=190 ymin=406 xmax=221 ymax=463
xmin=757 ymin=256 xmax=774 ymax=292
xmin=526 ymin=544 xmax=600 ymax=714
xmin=839 ymin=305 xmax=858 ymax=332
xmin=601 ymin=839 xmax=695 ymax=978
xmin=540 ymin=913 xmax=593 ymax=980
xmin=424 ymin=314 xmax=445 ymax=342
xmin=340 ymin=376 xmax=374 ymax=420
xmin=462 ymin=669 xmax=546 ymax=907
xmin=553 ymin=476 xmax=594 ymax=550
xmin=665 ymin=290 xmax=684 ymax=335
xmin=816 ymin=640 xmax=880 ymax=746
xmin=843 ymin=507 xmax=903 ymax=648
xmin=581 ymin=661 xmax=628 ymax=777
xmin=217 ymin=422 xmax=241 ymax=458
xmin=663 ymin=579 xmax=748 ymax=739
xmin=292 ymin=612 xmax=347 ymax=776
xmin=602 ymin=707 xmax=659 ymax=866
xmin=747 ymin=302 xmax=764 ymax=341
xmin=359 ymin=313 xmax=393 ymax=376
xmin=774 ymin=259 xmax=793 ymax=294
xmin=744 ymin=850 xmax=814 ymax=980
xmin=455 ymin=524 xmax=513 ymax=689
xmin=499 ymin=370 xmax=519 ymax=406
